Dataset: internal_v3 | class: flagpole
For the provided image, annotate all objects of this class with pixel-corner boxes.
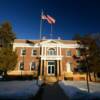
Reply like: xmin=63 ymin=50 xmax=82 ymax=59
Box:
xmin=50 ymin=24 xmax=53 ymax=39
xmin=40 ymin=10 xmax=43 ymax=40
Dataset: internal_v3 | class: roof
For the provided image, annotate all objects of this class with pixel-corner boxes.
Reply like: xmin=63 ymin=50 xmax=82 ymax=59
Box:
xmin=14 ymin=39 xmax=78 ymax=44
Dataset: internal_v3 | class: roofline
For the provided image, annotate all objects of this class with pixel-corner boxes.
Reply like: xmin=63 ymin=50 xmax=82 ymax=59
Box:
xmin=14 ymin=38 xmax=76 ymax=41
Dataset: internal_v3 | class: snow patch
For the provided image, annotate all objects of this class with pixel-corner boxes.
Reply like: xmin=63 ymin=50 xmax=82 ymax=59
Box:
xmin=59 ymin=81 xmax=100 ymax=100
xmin=0 ymin=80 xmax=42 ymax=100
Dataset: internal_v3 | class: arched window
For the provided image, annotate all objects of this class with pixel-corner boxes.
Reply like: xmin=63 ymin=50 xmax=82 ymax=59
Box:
xmin=48 ymin=48 xmax=56 ymax=55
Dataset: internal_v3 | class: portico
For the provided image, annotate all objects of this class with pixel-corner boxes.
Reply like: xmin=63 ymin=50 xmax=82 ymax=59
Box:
xmin=39 ymin=40 xmax=64 ymax=82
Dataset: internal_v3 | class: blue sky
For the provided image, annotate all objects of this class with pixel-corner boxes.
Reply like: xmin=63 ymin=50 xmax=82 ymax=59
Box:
xmin=0 ymin=0 xmax=100 ymax=40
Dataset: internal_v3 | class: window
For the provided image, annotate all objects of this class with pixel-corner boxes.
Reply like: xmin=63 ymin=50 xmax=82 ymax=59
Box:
xmin=21 ymin=48 xmax=26 ymax=56
xmin=48 ymin=48 xmax=56 ymax=55
xmin=67 ymin=50 xmax=72 ymax=56
xmin=30 ymin=62 xmax=36 ymax=70
xmin=32 ymin=50 xmax=37 ymax=55
xmin=48 ymin=61 xmax=55 ymax=74
xmin=66 ymin=62 xmax=73 ymax=72
xmin=19 ymin=62 xmax=24 ymax=70
xmin=76 ymin=50 xmax=80 ymax=57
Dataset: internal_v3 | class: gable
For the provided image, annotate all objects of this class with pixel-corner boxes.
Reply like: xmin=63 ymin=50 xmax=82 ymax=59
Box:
xmin=40 ymin=40 xmax=62 ymax=45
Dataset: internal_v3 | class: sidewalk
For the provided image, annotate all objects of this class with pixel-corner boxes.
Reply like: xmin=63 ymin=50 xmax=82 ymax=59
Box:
xmin=34 ymin=83 xmax=69 ymax=100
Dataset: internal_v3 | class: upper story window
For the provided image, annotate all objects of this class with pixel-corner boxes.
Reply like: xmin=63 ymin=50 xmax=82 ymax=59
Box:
xmin=19 ymin=62 xmax=24 ymax=70
xmin=76 ymin=49 xmax=80 ymax=57
xmin=32 ymin=49 xmax=37 ymax=56
xmin=67 ymin=50 xmax=72 ymax=56
xmin=21 ymin=48 xmax=26 ymax=56
xmin=48 ymin=48 xmax=56 ymax=55
xmin=30 ymin=62 xmax=36 ymax=70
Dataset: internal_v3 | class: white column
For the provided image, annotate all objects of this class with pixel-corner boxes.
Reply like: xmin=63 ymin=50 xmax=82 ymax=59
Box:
xmin=60 ymin=46 xmax=61 ymax=56
xmin=45 ymin=46 xmax=46 ymax=56
xmin=42 ymin=46 xmax=43 ymax=56
xmin=57 ymin=45 xmax=58 ymax=56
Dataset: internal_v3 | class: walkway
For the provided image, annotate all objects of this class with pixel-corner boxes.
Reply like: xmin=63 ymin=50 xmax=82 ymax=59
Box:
xmin=34 ymin=83 xmax=69 ymax=100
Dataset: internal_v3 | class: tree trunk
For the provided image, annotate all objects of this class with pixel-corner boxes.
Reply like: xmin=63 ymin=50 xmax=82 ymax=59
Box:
xmin=88 ymin=71 xmax=92 ymax=81
xmin=4 ymin=70 xmax=7 ymax=80
xmin=94 ymin=72 xmax=96 ymax=82
xmin=86 ymin=71 xmax=90 ymax=93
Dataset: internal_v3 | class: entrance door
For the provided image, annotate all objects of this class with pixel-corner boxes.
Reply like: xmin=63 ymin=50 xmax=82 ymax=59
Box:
xmin=48 ymin=61 xmax=55 ymax=75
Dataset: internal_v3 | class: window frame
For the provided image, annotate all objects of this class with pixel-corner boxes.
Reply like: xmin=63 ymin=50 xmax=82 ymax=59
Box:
xmin=48 ymin=48 xmax=56 ymax=55
xmin=30 ymin=62 xmax=36 ymax=71
xmin=66 ymin=50 xmax=72 ymax=57
xmin=21 ymin=48 xmax=26 ymax=56
xmin=32 ymin=49 xmax=37 ymax=56
xmin=19 ymin=62 xmax=24 ymax=70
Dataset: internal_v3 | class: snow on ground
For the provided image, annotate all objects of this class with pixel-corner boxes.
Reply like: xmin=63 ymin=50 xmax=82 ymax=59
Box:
xmin=59 ymin=81 xmax=100 ymax=100
xmin=0 ymin=80 xmax=42 ymax=100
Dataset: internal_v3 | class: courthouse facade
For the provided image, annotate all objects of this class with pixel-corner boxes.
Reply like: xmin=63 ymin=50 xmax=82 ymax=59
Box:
xmin=8 ymin=39 xmax=86 ymax=82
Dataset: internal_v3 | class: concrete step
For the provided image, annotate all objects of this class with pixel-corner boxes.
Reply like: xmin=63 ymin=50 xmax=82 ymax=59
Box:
xmin=44 ymin=76 xmax=57 ymax=83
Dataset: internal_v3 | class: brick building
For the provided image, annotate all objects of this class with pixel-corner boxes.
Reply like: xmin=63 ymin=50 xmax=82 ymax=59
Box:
xmin=8 ymin=39 xmax=86 ymax=82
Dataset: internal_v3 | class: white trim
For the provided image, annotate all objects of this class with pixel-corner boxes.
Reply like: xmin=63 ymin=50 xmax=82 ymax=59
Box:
xmin=13 ymin=43 xmax=83 ymax=49
xmin=57 ymin=45 xmax=58 ymax=56
xmin=21 ymin=48 xmax=26 ymax=56
xmin=60 ymin=46 xmax=61 ymax=56
xmin=40 ymin=39 xmax=61 ymax=45
xmin=30 ymin=62 xmax=36 ymax=71
xmin=31 ymin=49 xmax=37 ymax=56
xmin=13 ymin=43 xmax=39 ymax=48
xmin=47 ymin=48 xmax=56 ymax=56
xmin=45 ymin=46 xmax=46 ymax=56
xmin=41 ymin=55 xmax=62 ymax=60
xmin=47 ymin=47 xmax=56 ymax=51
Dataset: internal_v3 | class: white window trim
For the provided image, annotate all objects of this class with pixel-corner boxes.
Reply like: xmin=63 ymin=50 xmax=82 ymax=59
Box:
xmin=21 ymin=48 xmax=26 ymax=56
xmin=48 ymin=48 xmax=56 ymax=56
xmin=31 ymin=49 xmax=37 ymax=56
xmin=30 ymin=62 xmax=36 ymax=71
